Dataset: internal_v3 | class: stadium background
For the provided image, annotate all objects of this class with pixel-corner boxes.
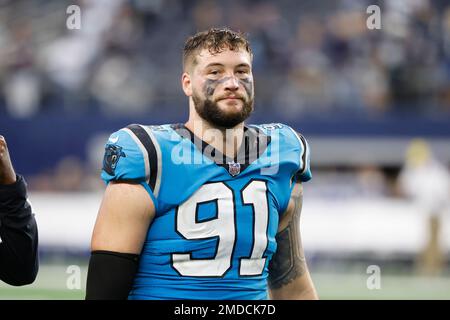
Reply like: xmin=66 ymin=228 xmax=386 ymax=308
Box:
xmin=1 ymin=0 xmax=450 ymax=299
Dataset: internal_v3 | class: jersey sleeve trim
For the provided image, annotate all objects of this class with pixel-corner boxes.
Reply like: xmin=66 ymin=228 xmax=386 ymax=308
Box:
xmin=297 ymin=133 xmax=309 ymax=175
xmin=286 ymin=126 xmax=309 ymax=175
xmin=125 ymin=124 xmax=162 ymax=198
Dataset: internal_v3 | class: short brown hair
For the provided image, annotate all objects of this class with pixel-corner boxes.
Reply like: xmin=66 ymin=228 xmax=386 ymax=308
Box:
xmin=183 ymin=27 xmax=252 ymax=71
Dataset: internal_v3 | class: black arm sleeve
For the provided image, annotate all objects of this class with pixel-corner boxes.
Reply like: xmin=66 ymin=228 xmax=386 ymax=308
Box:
xmin=85 ymin=250 xmax=140 ymax=300
xmin=0 ymin=175 xmax=39 ymax=286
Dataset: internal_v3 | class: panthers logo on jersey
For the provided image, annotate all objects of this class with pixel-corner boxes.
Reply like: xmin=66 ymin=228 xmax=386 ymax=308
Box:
xmin=102 ymin=144 xmax=126 ymax=176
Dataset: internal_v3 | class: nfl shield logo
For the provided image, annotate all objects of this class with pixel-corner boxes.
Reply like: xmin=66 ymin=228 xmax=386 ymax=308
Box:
xmin=228 ymin=162 xmax=241 ymax=176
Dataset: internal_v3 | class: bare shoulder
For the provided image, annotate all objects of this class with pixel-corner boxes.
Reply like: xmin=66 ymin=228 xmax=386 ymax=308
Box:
xmin=91 ymin=181 xmax=155 ymax=253
xmin=98 ymin=181 xmax=155 ymax=224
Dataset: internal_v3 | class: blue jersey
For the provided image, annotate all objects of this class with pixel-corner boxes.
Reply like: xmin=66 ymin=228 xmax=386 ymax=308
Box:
xmin=101 ymin=123 xmax=311 ymax=300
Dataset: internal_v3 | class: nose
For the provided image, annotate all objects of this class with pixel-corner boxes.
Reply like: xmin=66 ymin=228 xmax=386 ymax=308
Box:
xmin=223 ymin=76 xmax=239 ymax=91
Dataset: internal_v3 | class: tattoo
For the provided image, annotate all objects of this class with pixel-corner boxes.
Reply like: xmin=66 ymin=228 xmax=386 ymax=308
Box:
xmin=268 ymin=184 xmax=307 ymax=290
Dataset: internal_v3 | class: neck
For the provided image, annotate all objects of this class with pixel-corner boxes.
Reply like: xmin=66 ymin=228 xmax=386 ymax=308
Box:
xmin=185 ymin=105 xmax=245 ymax=159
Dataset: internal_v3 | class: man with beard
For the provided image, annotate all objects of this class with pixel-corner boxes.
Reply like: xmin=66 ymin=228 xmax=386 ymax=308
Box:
xmin=0 ymin=135 xmax=39 ymax=286
xmin=86 ymin=28 xmax=318 ymax=300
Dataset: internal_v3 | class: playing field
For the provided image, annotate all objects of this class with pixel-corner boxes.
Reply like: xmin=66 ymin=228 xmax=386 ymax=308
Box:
xmin=1 ymin=263 xmax=449 ymax=300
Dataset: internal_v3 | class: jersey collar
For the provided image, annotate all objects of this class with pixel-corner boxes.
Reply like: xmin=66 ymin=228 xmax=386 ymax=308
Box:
xmin=170 ymin=123 xmax=271 ymax=176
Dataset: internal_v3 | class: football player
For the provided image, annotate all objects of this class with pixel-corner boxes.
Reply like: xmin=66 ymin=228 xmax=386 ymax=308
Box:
xmin=86 ymin=28 xmax=318 ymax=300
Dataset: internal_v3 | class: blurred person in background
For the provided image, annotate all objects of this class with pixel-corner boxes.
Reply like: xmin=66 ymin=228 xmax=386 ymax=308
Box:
xmin=0 ymin=136 xmax=39 ymax=285
xmin=1 ymin=0 xmax=448 ymax=119
xmin=398 ymin=139 xmax=450 ymax=276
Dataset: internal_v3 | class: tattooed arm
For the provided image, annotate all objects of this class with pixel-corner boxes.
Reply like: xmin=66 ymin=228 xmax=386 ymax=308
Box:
xmin=268 ymin=182 xmax=318 ymax=299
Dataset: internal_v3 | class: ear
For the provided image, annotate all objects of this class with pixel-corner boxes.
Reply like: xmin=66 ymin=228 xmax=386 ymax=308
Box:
xmin=181 ymin=72 xmax=192 ymax=97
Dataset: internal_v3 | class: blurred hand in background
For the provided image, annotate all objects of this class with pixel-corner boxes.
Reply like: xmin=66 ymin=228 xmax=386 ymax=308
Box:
xmin=0 ymin=136 xmax=17 ymax=185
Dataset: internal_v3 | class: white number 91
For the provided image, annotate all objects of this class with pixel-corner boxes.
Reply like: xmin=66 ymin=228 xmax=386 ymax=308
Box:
xmin=172 ymin=180 xmax=269 ymax=277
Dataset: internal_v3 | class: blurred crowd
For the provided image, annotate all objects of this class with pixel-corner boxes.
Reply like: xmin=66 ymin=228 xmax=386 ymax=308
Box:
xmin=0 ymin=0 xmax=449 ymax=119
xmin=1 ymin=0 xmax=450 ymax=195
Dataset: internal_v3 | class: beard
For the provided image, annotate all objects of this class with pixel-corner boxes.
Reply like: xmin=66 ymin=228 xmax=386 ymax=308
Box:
xmin=192 ymin=92 xmax=254 ymax=129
